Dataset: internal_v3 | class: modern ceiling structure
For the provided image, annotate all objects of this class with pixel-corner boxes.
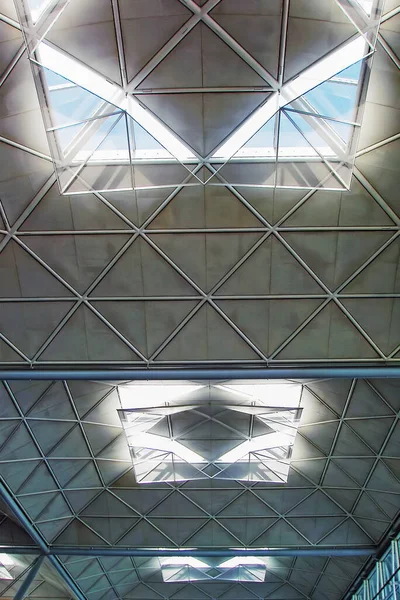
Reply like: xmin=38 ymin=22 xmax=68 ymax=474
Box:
xmin=0 ymin=0 xmax=399 ymax=599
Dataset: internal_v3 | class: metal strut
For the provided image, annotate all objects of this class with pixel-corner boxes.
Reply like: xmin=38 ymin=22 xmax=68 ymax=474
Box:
xmin=0 ymin=482 xmax=86 ymax=600
xmin=0 ymin=367 xmax=399 ymax=380
xmin=0 ymin=545 xmax=377 ymax=558
xmin=13 ymin=556 xmax=45 ymax=600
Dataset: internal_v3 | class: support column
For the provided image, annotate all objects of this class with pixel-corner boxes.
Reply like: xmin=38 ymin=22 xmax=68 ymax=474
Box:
xmin=14 ymin=556 xmax=45 ymax=600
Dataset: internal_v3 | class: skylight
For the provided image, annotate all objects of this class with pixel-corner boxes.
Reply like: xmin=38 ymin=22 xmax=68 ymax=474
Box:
xmin=161 ymin=557 xmax=209 ymax=569
xmin=160 ymin=556 xmax=267 ymax=582
xmin=212 ymin=36 xmax=367 ymax=161
xmin=118 ymin=384 xmax=202 ymax=408
xmin=0 ymin=554 xmax=14 ymax=580
xmin=219 ymin=557 xmax=265 ymax=568
xmin=18 ymin=0 xmax=382 ymax=193
xmin=355 ymin=0 xmax=373 ymax=15
xmin=27 ymin=0 xmax=53 ymax=23
xmin=38 ymin=43 xmax=125 ymax=109
xmin=37 ymin=43 xmax=196 ymax=165
xmin=118 ymin=382 xmax=302 ymax=484
xmin=218 ymin=382 xmax=303 ymax=406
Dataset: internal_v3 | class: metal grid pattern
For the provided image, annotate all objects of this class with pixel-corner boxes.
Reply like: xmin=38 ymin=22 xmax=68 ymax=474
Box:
xmin=0 ymin=0 xmax=398 ymax=367
xmin=0 ymin=377 xmax=399 ymax=599
xmin=351 ymin=535 xmax=400 ymax=600
xmin=0 ymin=1 xmax=400 ymax=599
xmin=0 ymin=552 xmax=76 ymax=599
xmin=57 ymin=553 xmax=369 ymax=600
xmin=14 ymin=0 xmax=383 ymax=195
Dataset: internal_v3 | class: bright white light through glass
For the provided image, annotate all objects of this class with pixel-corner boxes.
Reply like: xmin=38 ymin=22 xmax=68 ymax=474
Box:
xmin=126 ymin=97 xmax=196 ymax=162
xmin=19 ymin=0 xmax=383 ymax=194
xmin=130 ymin=433 xmax=206 ymax=464
xmin=119 ymin=384 xmax=202 ymax=408
xmin=280 ymin=36 xmax=366 ymax=107
xmin=160 ymin=556 xmax=267 ymax=582
xmin=37 ymin=36 xmax=366 ymax=165
xmin=219 ymin=557 xmax=265 ymax=568
xmin=28 ymin=0 xmax=53 ymax=23
xmin=38 ymin=43 xmax=125 ymax=109
xmin=356 ymin=0 xmax=373 ymax=15
xmin=37 ymin=43 xmax=195 ymax=162
xmin=217 ymin=432 xmax=297 ymax=464
xmin=212 ymin=97 xmax=279 ymax=159
xmin=219 ymin=382 xmax=303 ymax=406
xmin=0 ymin=555 xmax=14 ymax=567
xmin=0 ymin=554 xmax=14 ymax=580
xmin=212 ymin=36 xmax=367 ymax=160
xmin=161 ymin=557 xmax=209 ymax=569
xmin=119 ymin=382 xmax=302 ymax=484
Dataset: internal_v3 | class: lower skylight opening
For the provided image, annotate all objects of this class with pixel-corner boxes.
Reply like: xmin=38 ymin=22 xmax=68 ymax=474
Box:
xmin=118 ymin=381 xmax=303 ymax=484
xmin=0 ymin=554 xmax=14 ymax=580
xmin=160 ymin=556 xmax=267 ymax=583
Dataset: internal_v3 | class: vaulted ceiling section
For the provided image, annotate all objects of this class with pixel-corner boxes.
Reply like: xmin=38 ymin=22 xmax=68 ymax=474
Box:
xmin=0 ymin=1 xmax=399 ymax=600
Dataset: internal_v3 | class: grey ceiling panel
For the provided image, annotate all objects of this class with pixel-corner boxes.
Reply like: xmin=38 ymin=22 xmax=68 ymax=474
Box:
xmin=0 ymin=0 xmax=400 ymax=598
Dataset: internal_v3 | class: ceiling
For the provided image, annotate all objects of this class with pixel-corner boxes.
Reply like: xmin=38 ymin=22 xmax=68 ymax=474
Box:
xmin=0 ymin=0 xmax=399 ymax=599
xmin=0 ymin=0 xmax=398 ymax=367
xmin=0 ymin=377 xmax=399 ymax=599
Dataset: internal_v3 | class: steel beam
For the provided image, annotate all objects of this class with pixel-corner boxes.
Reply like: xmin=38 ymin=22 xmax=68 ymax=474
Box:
xmin=0 ymin=483 xmax=86 ymax=600
xmin=0 ymin=546 xmax=377 ymax=558
xmin=0 ymin=547 xmax=41 ymax=555
xmin=50 ymin=547 xmax=377 ymax=558
xmin=0 ymin=368 xmax=399 ymax=380
xmin=14 ymin=556 xmax=45 ymax=600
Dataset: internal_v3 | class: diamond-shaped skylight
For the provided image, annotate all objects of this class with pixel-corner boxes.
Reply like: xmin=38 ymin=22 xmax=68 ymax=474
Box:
xmin=160 ymin=556 xmax=267 ymax=582
xmin=16 ymin=0 xmax=383 ymax=193
xmin=118 ymin=382 xmax=302 ymax=484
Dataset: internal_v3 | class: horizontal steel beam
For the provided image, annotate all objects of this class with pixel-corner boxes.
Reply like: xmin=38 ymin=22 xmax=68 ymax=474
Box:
xmin=0 ymin=368 xmax=399 ymax=380
xmin=0 ymin=546 xmax=377 ymax=558
xmin=0 ymin=547 xmax=42 ymax=555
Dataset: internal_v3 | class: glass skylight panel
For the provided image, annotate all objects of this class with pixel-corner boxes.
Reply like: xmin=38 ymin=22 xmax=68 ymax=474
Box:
xmin=219 ymin=382 xmax=302 ymax=406
xmin=355 ymin=0 xmax=374 ymax=16
xmin=0 ymin=554 xmax=14 ymax=580
xmin=16 ymin=0 xmax=383 ymax=193
xmin=351 ymin=535 xmax=400 ymax=600
xmin=27 ymin=0 xmax=53 ymax=23
xmin=119 ymin=384 xmax=202 ymax=408
xmin=25 ymin=41 xmax=196 ymax=193
xmin=210 ymin=33 xmax=377 ymax=190
xmin=118 ymin=382 xmax=302 ymax=484
xmin=159 ymin=556 xmax=267 ymax=583
xmin=212 ymin=37 xmax=366 ymax=161
xmin=36 ymin=41 xmax=196 ymax=166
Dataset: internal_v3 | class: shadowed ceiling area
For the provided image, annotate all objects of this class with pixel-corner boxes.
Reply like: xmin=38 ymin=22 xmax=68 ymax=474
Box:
xmin=0 ymin=0 xmax=400 ymax=599
xmin=0 ymin=377 xmax=399 ymax=599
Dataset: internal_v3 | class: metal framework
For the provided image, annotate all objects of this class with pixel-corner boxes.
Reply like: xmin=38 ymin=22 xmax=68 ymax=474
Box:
xmin=13 ymin=556 xmax=45 ymax=600
xmin=0 ymin=1 xmax=399 ymax=599
xmin=0 ymin=547 xmax=378 ymax=558
xmin=16 ymin=0 xmax=385 ymax=195
xmin=350 ymin=535 xmax=400 ymax=600
xmin=0 ymin=375 xmax=399 ymax=600
xmin=0 ymin=479 xmax=379 ymax=600
xmin=0 ymin=0 xmax=398 ymax=370
xmin=0 ymin=482 xmax=86 ymax=600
